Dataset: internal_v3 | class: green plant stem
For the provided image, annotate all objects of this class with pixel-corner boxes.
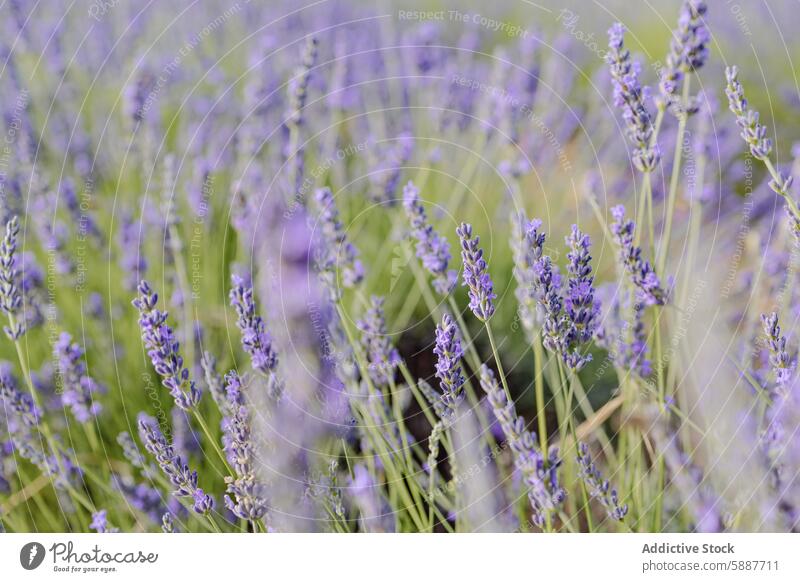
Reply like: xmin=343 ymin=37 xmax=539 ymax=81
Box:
xmin=485 ymin=322 xmax=511 ymax=403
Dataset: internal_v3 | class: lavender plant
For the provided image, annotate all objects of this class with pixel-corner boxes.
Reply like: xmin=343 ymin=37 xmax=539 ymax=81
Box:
xmin=1 ymin=0 xmax=798 ymax=536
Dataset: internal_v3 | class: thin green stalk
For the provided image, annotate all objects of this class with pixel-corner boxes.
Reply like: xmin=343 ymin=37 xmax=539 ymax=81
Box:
xmin=485 ymin=322 xmax=512 ymax=402
xmin=657 ymin=77 xmax=692 ymax=275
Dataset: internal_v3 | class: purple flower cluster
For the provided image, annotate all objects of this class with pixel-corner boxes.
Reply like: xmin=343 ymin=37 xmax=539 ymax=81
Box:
xmin=724 ymin=66 xmax=773 ymax=160
xmin=0 ymin=216 xmax=25 ymax=340
xmin=510 ymin=214 xmax=546 ymax=335
xmin=132 ymin=281 xmax=201 ymax=411
xmin=761 ymin=312 xmax=795 ymax=392
xmin=513 ymin=217 xmax=599 ymax=370
xmin=90 ymin=510 xmax=118 ymax=533
xmin=402 ymin=181 xmax=456 ymax=294
xmin=479 ymin=365 xmax=565 ymax=528
xmin=137 ymin=414 xmax=213 ymax=515
xmin=433 ymin=313 xmax=465 ymax=423
xmin=0 ymin=369 xmax=82 ymax=490
xmin=54 ymin=332 xmax=103 ymax=423
xmin=456 ymin=223 xmax=496 ymax=321
xmin=357 ymin=296 xmax=400 ymax=386
xmin=657 ymin=1 xmax=709 ymax=114
xmin=562 ymin=225 xmax=601 ymax=369
xmin=610 ymin=205 xmax=668 ymax=306
xmin=606 ymin=23 xmax=659 ymax=172
xmin=314 ymin=187 xmax=364 ymax=298
xmin=222 ymin=380 xmax=269 ymax=523
xmin=229 ymin=275 xmax=281 ymax=399
xmin=577 ymin=442 xmax=628 ymax=522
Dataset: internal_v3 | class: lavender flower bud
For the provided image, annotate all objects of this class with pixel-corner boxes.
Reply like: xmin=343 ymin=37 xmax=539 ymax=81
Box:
xmin=577 ymin=442 xmax=628 ymax=521
xmin=132 ymin=281 xmax=201 ymax=410
xmin=0 ymin=216 xmax=25 ymax=340
xmin=314 ymin=187 xmax=364 ymax=299
xmin=161 ymin=512 xmax=175 ymax=533
xmin=610 ymin=205 xmax=668 ymax=306
xmin=761 ymin=312 xmax=795 ymax=392
xmin=606 ymin=23 xmax=659 ymax=172
xmin=90 ymin=510 xmax=118 ymax=533
xmin=54 ymin=332 xmax=103 ymax=423
xmin=657 ymin=1 xmax=709 ymax=115
xmin=223 ymin=390 xmax=269 ymax=523
xmin=228 ymin=276 xmax=281 ymax=399
xmin=725 ymin=66 xmax=773 ymax=160
xmin=510 ymin=213 xmax=546 ymax=336
xmin=456 ymin=223 xmax=496 ymax=321
xmin=562 ymin=225 xmax=600 ymax=370
xmin=479 ymin=365 xmax=565 ymax=528
xmin=137 ymin=414 xmax=213 ymax=515
xmin=357 ymin=296 xmax=400 ymax=386
xmin=402 ymin=181 xmax=456 ymax=294
xmin=433 ymin=313 xmax=465 ymax=423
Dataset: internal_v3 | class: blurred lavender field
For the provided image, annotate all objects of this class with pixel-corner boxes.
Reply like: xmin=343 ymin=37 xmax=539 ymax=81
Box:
xmin=1 ymin=0 xmax=800 ymax=533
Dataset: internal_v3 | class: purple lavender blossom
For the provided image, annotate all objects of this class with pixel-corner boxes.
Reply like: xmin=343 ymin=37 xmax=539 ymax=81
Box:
xmin=510 ymin=213 xmax=546 ymax=335
xmin=610 ymin=205 xmax=668 ymax=306
xmin=0 ymin=369 xmax=82 ymax=490
xmin=223 ymin=386 xmax=269 ymax=523
xmin=761 ymin=312 xmax=795 ymax=391
xmin=115 ymin=477 xmax=165 ymax=523
xmin=479 ymin=365 xmax=565 ymax=528
xmin=402 ymin=181 xmax=456 ymax=294
xmin=725 ymin=66 xmax=773 ymax=160
xmin=577 ymin=442 xmax=628 ymax=521
xmin=533 ymin=254 xmax=565 ymax=355
xmin=54 ymin=332 xmax=103 ymax=423
xmin=657 ymin=1 xmax=709 ymax=114
xmin=314 ymin=187 xmax=364 ymax=298
xmin=229 ymin=275 xmax=281 ymax=398
xmin=433 ymin=314 xmax=465 ymax=423
xmin=606 ymin=23 xmax=659 ymax=172
xmin=0 ymin=216 xmax=25 ymax=340
xmin=90 ymin=510 xmax=118 ymax=533
xmin=562 ymin=225 xmax=600 ymax=369
xmin=161 ymin=512 xmax=175 ymax=533
xmin=456 ymin=223 xmax=496 ymax=321
xmin=357 ymin=296 xmax=400 ymax=386
xmin=132 ymin=281 xmax=201 ymax=411
xmin=137 ymin=414 xmax=213 ymax=515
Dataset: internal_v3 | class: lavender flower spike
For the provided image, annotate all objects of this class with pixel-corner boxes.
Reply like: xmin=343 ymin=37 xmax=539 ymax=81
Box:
xmin=510 ymin=213 xmax=546 ymax=336
xmin=456 ymin=223 xmax=496 ymax=321
xmin=90 ymin=510 xmax=119 ymax=533
xmin=577 ymin=442 xmax=628 ymax=522
xmin=402 ymin=181 xmax=456 ymax=294
xmin=562 ymin=225 xmax=600 ymax=370
xmin=724 ymin=66 xmax=773 ymax=161
xmin=761 ymin=312 xmax=795 ymax=392
xmin=657 ymin=1 xmax=709 ymax=115
xmin=314 ymin=187 xmax=364 ymax=298
xmin=479 ymin=365 xmax=565 ymax=528
xmin=54 ymin=332 xmax=103 ymax=423
xmin=610 ymin=205 xmax=668 ymax=306
xmin=606 ymin=23 xmax=659 ymax=172
xmin=433 ymin=314 xmax=465 ymax=423
xmin=0 ymin=216 xmax=25 ymax=340
xmin=137 ymin=415 xmax=214 ymax=515
xmin=132 ymin=281 xmax=201 ymax=410
xmin=357 ymin=296 xmax=400 ymax=386
xmin=229 ymin=275 xmax=282 ymax=399
xmin=223 ymin=385 xmax=269 ymax=523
